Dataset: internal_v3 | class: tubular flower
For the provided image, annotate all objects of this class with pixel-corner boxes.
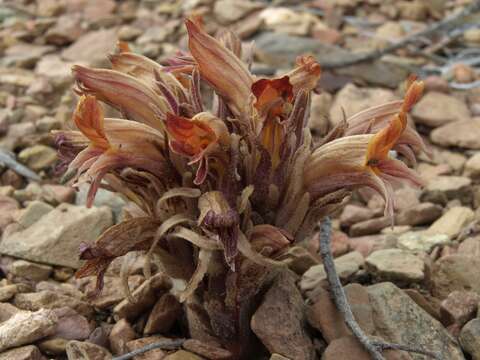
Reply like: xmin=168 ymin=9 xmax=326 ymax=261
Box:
xmin=55 ymin=17 xmax=427 ymax=356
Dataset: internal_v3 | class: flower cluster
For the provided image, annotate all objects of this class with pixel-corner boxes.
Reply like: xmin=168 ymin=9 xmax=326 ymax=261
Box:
xmin=55 ymin=19 xmax=426 ymax=303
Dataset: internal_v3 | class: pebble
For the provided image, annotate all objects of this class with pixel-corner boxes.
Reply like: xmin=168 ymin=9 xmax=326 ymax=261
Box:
xmin=432 ymin=254 xmax=480 ymax=298
xmin=427 ymin=206 xmax=474 ymax=239
xmin=440 ymin=290 xmax=479 ymax=328
xmin=0 ymin=309 xmax=58 ymax=352
xmin=65 ymin=340 xmax=112 ymax=360
xmin=366 ymin=248 xmax=425 ymax=283
xmin=109 ymin=319 xmax=137 ymax=355
xmin=10 ymin=260 xmax=52 ymax=281
xmin=431 ymin=118 xmax=480 ymax=149
xmin=0 ymin=345 xmax=45 ymax=360
xmin=16 ymin=200 xmax=54 ymax=229
xmin=459 ymin=318 xmax=480 ymax=360
xmin=397 ymin=231 xmax=449 ymax=252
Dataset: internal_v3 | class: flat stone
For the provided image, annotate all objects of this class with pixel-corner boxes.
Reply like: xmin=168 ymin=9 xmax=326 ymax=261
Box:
xmin=0 ymin=309 xmax=58 ymax=352
xmin=412 ymin=92 xmax=471 ymax=127
xmin=431 ymin=118 xmax=480 ymax=150
xmin=367 ymin=282 xmax=464 ymax=359
xmin=10 ymin=260 xmax=52 ymax=281
xmin=214 ymin=0 xmax=263 ymax=24
xmin=18 ymin=145 xmax=57 ymax=171
xmin=395 ymin=202 xmax=443 ymax=227
xmin=0 ymin=345 xmax=45 ymax=360
xmin=0 ymin=203 xmax=113 ymax=268
xmin=113 ymin=273 xmax=171 ymax=321
xmin=62 ymin=28 xmax=118 ymax=67
xmin=423 ymin=176 xmax=472 ymax=205
xmin=432 ymin=254 xmax=480 ymax=298
xmin=251 ymin=271 xmax=315 ymax=360
xmin=126 ymin=336 xmax=167 ymax=360
xmin=182 ymin=339 xmax=233 ymax=360
xmin=38 ymin=337 xmax=68 ymax=356
xmin=349 ymin=217 xmax=390 ymax=236
xmin=0 ymin=303 xmax=21 ymax=323
xmin=465 ymin=152 xmax=480 ymax=179
xmin=340 ymin=204 xmax=375 ymax=227
xmin=84 ymin=275 xmax=144 ymax=309
xmin=397 ymin=231 xmax=450 ymax=252
xmin=65 ymin=340 xmax=112 ymax=360
xmin=0 ymin=195 xmax=19 ymax=232
xmin=300 ymin=251 xmax=364 ymax=292
xmin=16 ymin=200 xmax=54 ymax=229
xmin=2 ymin=43 xmax=54 ymax=68
xmin=427 ymin=206 xmax=474 ymax=239
xmin=53 ymin=307 xmax=92 ymax=340
xmin=13 ymin=291 xmax=93 ymax=317
xmin=322 ymin=335 xmax=405 ymax=360
xmin=366 ymin=249 xmax=425 ymax=283
xmin=459 ymin=318 xmax=480 ymax=360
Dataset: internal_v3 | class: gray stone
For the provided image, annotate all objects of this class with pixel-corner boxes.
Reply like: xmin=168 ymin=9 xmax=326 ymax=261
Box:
xmin=0 ymin=203 xmax=113 ymax=268
xmin=0 ymin=285 xmax=17 ymax=302
xmin=367 ymin=282 xmax=464 ymax=359
xmin=395 ymin=202 xmax=443 ymax=226
xmin=300 ymin=251 xmax=364 ymax=292
xmin=2 ymin=43 xmax=54 ymax=68
xmin=17 ymin=200 xmax=54 ymax=229
xmin=459 ymin=318 xmax=480 ymax=360
xmin=423 ymin=176 xmax=472 ymax=205
xmin=76 ymin=185 xmax=125 ymax=222
xmin=412 ymin=92 xmax=471 ymax=127
xmin=0 ymin=309 xmax=58 ymax=352
xmin=18 ymin=145 xmax=57 ymax=171
xmin=397 ymin=231 xmax=450 ymax=252
xmin=366 ymin=249 xmax=425 ymax=283
xmin=431 ymin=118 xmax=480 ymax=150
xmin=13 ymin=291 xmax=93 ymax=317
xmin=10 ymin=260 xmax=52 ymax=281
xmin=251 ymin=271 xmax=315 ymax=360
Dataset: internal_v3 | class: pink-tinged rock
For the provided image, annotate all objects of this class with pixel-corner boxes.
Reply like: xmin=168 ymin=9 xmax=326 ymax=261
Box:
xmin=440 ymin=291 xmax=479 ymax=327
xmin=126 ymin=336 xmax=167 ymax=360
xmin=331 ymin=231 xmax=350 ymax=257
xmin=340 ymin=204 xmax=375 ymax=227
xmin=307 ymin=284 xmax=374 ymax=343
xmin=42 ymin=184 xmax=76 ymax=204
xmin=53 ymin=307 xmax=93 ymax=340
xmin=109 ymin=319 xmax=137 ymax=355
xmin=431 ymin=118 xmax=480 ymax=150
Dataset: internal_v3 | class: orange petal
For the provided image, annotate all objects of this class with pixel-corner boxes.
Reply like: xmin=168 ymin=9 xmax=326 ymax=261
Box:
xmin=366 ymin=112 xmax=407 ymax=165
xmin=252 ymin=76 xmax=293 ymax=117
xmin=73 ymin=95 xmax=109 ymax=150
xmin=166 ymin=113 xmax=217 ymax=158
xmin=402 ymin=78 xmax=424 ymax=112
xmin=185 ymin=18 xmax=253 ymax=116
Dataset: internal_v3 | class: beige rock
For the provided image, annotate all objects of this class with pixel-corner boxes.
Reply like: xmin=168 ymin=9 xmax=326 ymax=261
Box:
xmin=366 ymin=249 xmax=425 ymax=283
xmin=53 ymin=307 xmax=92 ymax=340
xmin=464 ymin=152 xmax=480 ymax=178
xmin=126 ymin=336 xmax=167 ymax=360
xmin=259 ymin=7 xmax=317 ymax=36
xmin=38 ymin=337 xmax=68 ymax=356
xmin=0 ymin=345 xmax=45 ymax=360
xmin=339 ymin=204 xmax=375 ymax=227
xmin=0 ymin=309 xmax=58 ymax=352
xmin=164 ymin=350 xmax=203 ymax=360
xmin=213 ymin=0 xmax=263 ymax=24
xmin=427 ymin=206 xmax=474 ymax=239
xmin=0 ymin=303 xmax=21 ymax=322
xmin=412 ymin=92 xmax=470 ymax=127
xmin=109 ymin=319 xmax=137 ymax=355
xmin=62 ymin=28 xmax=118 ymax=67
xmin=182 ymin=339 xmax=233 ymax=360
xmin=464 ymin=28 xmax=480 ymax=44
xmin=396 ymin=202 xmax=443 ymax=226
xmin=423 ymin=175 xmax=472 ymax=205
xmin=432 ymin=255 xmax=480 ymax=298
xmin=0 ymin=203 xmax=113 ymax=268
xmin=397 ymin=231 xmax=449 ymax=252
xmin=329 ymin=83 xmax=396 ymax=126
xmin=431 ymin=118 xmax=480 ymax=149
xmin=65 ymin=340 xmax=112 ymax=360
xmin=301 ymin=251 xmax=364 ymax=291
xmin=0 ymin=285 xmax=17 ymax=302
xmin=84 ymin=275 xmax=144 ymax=309
xmin=113 ymin=273 xmax=171 ymax=321
xmin=309 ymin=92 xmax=332 ymax=136
xmin=349 ymin=217 xmax=390 ymax=237
xmin=16 ymin=201 xmax=54 ymax=229
xmin=18 ymin=145 xmax=57 ymax=171
xmin=10 ymin=260 xmax=52 ymax=281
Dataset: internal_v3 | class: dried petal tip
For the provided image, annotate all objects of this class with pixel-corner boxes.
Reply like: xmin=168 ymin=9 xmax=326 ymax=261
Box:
xmin=402 ymin=77 xmax=424 ymax=113
xmin=73 ymin=95 xmax=109 ymax=150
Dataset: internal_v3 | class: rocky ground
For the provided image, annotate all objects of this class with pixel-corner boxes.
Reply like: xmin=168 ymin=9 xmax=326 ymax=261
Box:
xmin=0 ymin=0 xmax=480 ymax=359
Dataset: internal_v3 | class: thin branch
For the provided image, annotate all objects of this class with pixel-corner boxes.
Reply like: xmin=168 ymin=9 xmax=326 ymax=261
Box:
xmin=320 ymin=1 xmax=480 ymax=69
xmin=0 ymin=149 xmax=41 ymax=181
xmin=318 ymin=217 xmax=442 ymax=360
xmin=112 ymin=338 xmax=186 ymax=360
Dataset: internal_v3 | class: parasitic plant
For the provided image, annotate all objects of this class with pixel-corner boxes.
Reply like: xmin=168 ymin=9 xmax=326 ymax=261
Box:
xmin=55 ymin=18 xmax=427 ymax=358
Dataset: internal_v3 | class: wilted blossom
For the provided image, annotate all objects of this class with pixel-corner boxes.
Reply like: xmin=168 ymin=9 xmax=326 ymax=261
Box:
xmin=54 ymin=18 xmax=427 ymax=354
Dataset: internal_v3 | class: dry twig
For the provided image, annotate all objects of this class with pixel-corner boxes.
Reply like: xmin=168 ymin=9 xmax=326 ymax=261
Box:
xmin=318 ymin=217 xmax=442 ymax=360
xmin=112 ymin=338 xmax=186 ymax=360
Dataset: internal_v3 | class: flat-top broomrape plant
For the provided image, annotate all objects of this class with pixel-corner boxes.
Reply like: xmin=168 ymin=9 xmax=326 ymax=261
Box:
xmin=55 ymin=18 xmax=427 ymax=358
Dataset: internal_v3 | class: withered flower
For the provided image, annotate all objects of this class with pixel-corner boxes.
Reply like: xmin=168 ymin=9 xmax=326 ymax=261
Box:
xmin=55 ymin=18 xmax=426 ymax=357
